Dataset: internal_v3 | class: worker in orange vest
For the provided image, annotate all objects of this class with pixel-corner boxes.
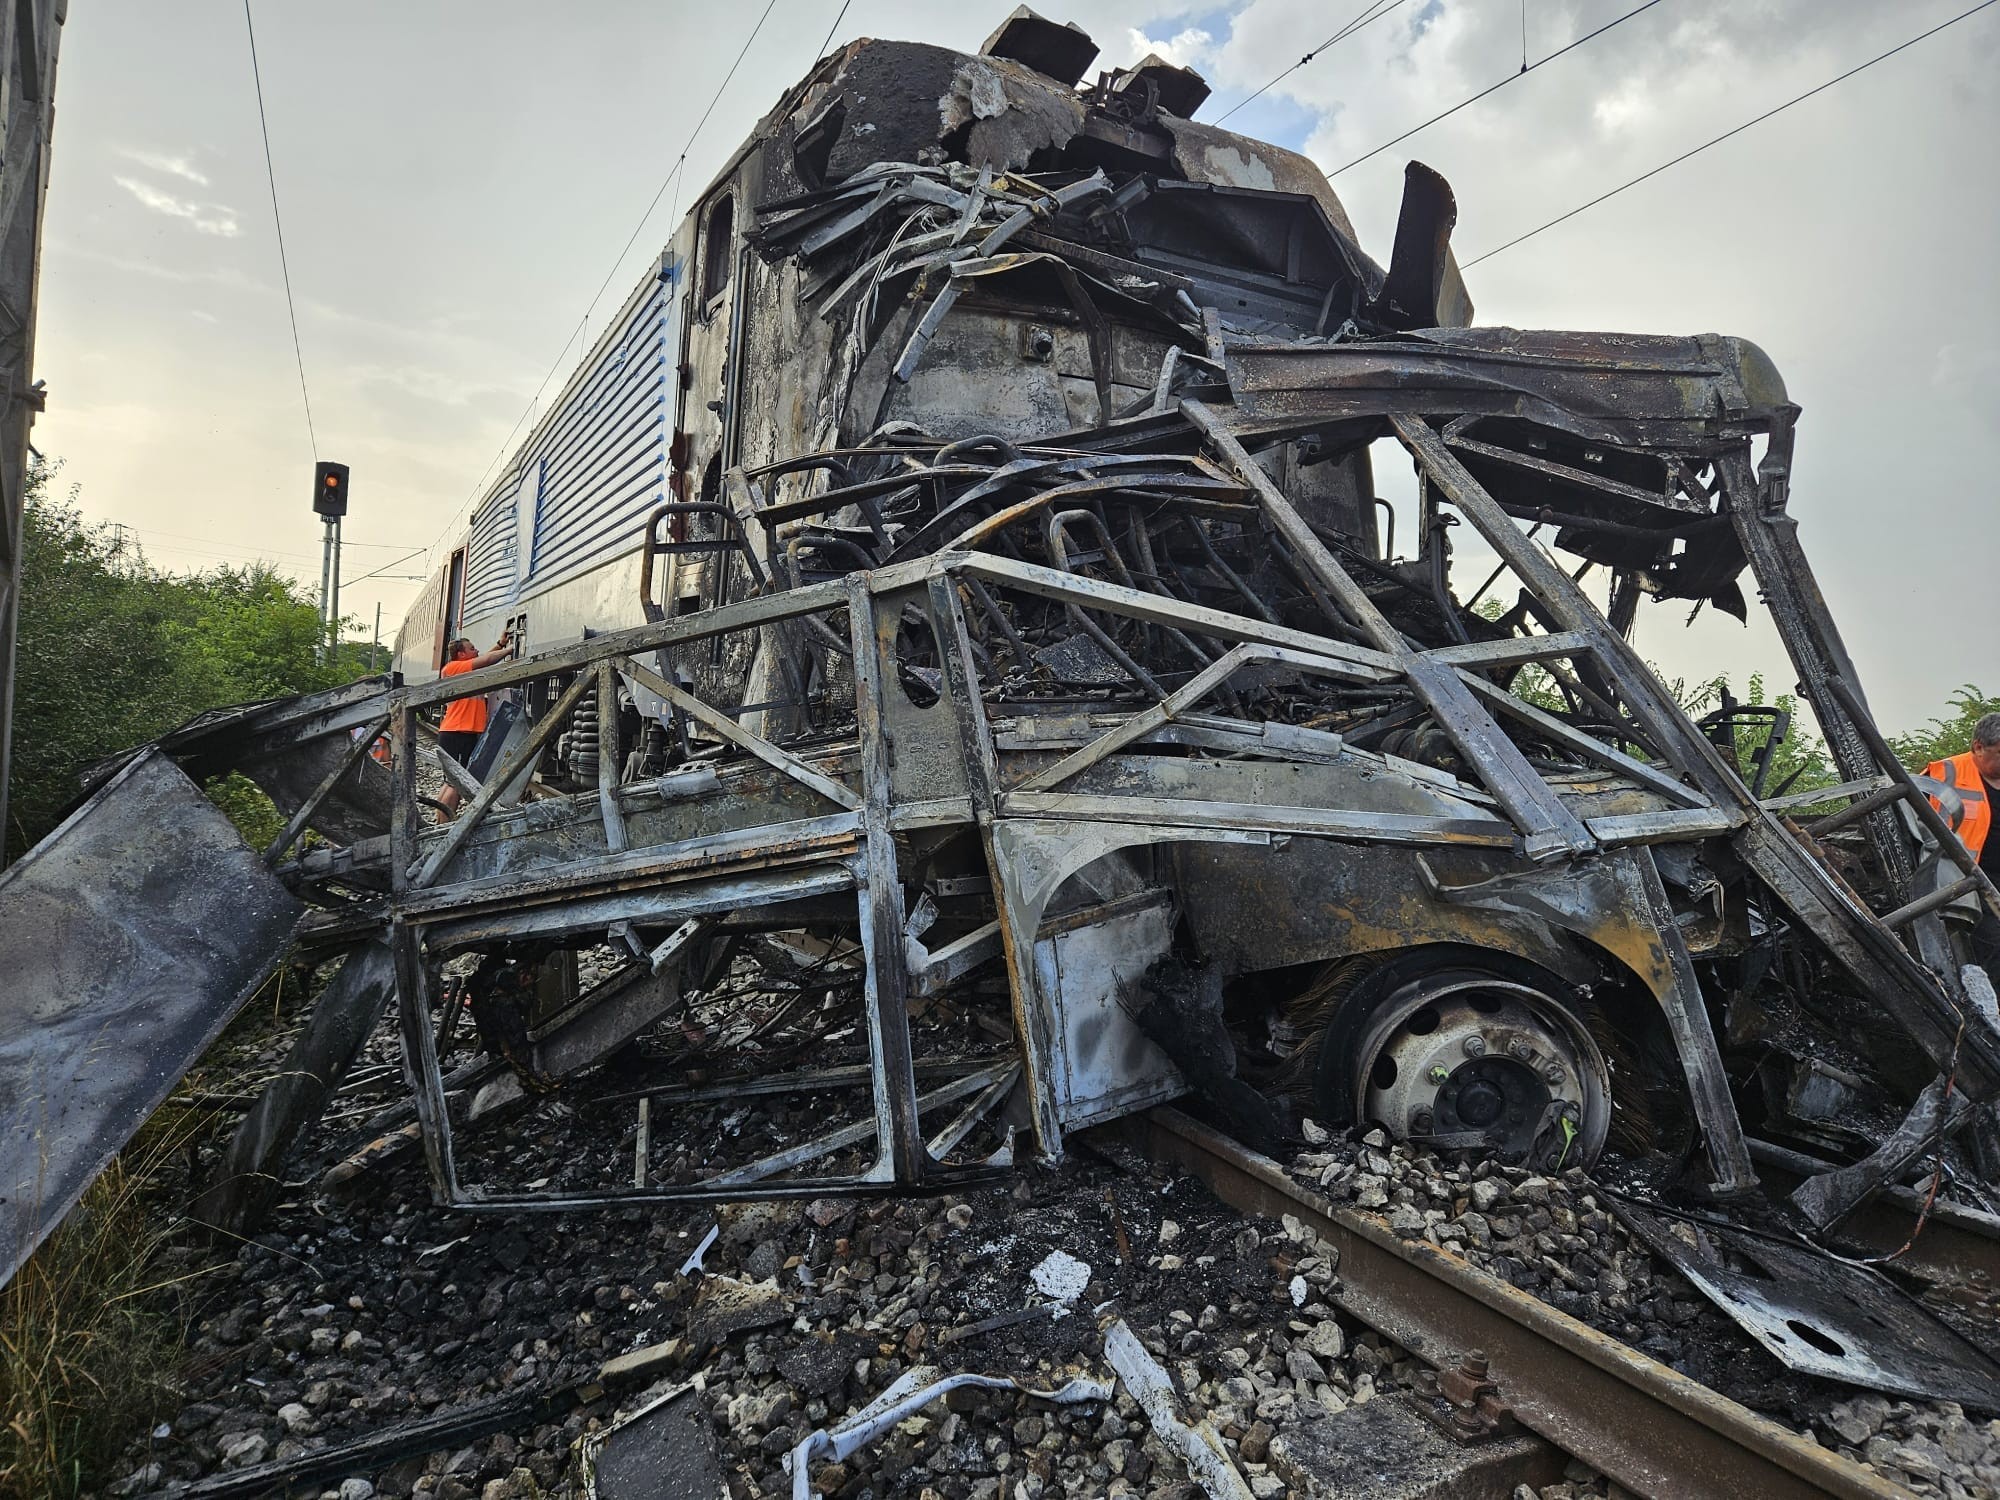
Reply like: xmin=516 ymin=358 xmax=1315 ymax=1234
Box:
xmin=436 ymin=629 xmax=513 ymax=819
xmin=1923 ymin=712 xmax=2000 ymax=977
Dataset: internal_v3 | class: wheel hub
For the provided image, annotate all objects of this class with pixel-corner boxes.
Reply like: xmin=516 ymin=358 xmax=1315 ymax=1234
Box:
xmin=1354 ymin=975 xmax=1611 ymax=1171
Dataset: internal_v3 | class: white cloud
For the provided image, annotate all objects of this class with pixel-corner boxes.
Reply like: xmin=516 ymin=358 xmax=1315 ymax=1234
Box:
xmin=1125 ymin=24 xmax=1215 ymax=72
xmin=114 ymin=147 xmax=209 ymax=185
xmin=112 ymin=175 xmax=239 ymax=237
xmin=1591 ymin=80 xmax=1656 ymax=136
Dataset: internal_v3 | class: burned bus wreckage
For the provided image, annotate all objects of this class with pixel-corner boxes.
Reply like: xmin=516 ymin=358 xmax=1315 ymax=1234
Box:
xmin=8 ymin=10 xmax=2000 ymax=1418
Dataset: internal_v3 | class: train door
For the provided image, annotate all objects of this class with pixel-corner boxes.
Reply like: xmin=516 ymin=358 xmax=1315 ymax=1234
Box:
xmin=434 ymin=545 xmax=466 ymax=669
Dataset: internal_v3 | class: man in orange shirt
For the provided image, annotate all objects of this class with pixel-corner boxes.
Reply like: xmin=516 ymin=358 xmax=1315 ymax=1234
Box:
xmin=436 ymin=630 xmax=513 ymax=818
xmin=1923 ymin=712 xmax=2000 ymax=977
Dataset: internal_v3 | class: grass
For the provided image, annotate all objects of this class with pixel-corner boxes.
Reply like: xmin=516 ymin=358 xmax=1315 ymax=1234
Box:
xmin=0 ymin=1150 xmax=189 ymax=1498
xmin=0 ymin=966 xmax=310 ymax=1498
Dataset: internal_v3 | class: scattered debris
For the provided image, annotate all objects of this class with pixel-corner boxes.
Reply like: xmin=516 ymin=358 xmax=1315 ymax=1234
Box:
xmin=1029 ymin=1248 xmax=1092 ymax=1310
xmin=1614 ymin=1198 xmax=2000 ymax=1407
xmin=1104 ymin=1317 xmax=1257 ymax=1500
xmin=1287 ymin=1123 xmax=2000 ymax=1495
xmin=784 ymin=1364 xmax=1112 ymax=1500
xmin=160 ymin=1376 xmax=596 ymax=1499
xmin=686 ymin=1274 xmax=791 ymax=1350
xmin=577 ymin=1382 xmax=725 ymax=1500
xmin=678 ymin=1222 xmax=721 ymax=1279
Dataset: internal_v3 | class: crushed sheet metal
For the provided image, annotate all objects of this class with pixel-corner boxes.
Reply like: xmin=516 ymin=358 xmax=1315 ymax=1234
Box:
xmin=578 ymin=1380 xmax=728 ymax=1500
xmin=1614 ymin=1198 xmax=2000 ymax=1408
xmin=1105 ymin=1317 xmax=1258 ymax=1500
xmin=0 ymin=749 xmax=301 ymax=1287
xmin=785 ymin=1364 xmax=1112 ymax=1500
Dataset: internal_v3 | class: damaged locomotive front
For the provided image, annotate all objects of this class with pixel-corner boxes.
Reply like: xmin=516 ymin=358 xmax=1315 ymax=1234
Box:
xmin=23 ymin=11 xmax=1996 ymax=1291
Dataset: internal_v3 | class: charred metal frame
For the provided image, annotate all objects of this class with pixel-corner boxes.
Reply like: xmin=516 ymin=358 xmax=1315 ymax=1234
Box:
xmin=372 ymin=573 xmax=1018 ymax=1207
xmin=165 ymin=333 xmax=2000 ymax=1221
xmin=71 ymin=25 xmax=1990 ymax=1239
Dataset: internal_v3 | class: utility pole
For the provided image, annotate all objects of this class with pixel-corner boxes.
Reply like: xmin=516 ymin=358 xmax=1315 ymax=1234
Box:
xmin=314 ymin=462 xmax=349 ymax=662
xmin=369 ymin=601 xmax=381 ymax=674
xmin=0 ymin=0 xmax=66 ymax=867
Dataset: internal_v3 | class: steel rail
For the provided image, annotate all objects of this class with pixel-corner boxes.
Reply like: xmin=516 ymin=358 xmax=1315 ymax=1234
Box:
xmin=1120 ymin=1107 xmax=1906 ymax=1500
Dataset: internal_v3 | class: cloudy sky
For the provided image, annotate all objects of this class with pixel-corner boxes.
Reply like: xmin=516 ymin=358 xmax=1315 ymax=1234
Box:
xmin=33 ymin=0 xmax=2000 ymax=734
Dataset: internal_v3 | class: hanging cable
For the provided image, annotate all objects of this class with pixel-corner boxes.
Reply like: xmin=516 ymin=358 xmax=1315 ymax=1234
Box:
xmin=1464 ymin=0 xmax=1999 ymax=267
xmin=242 ymin=0 xmax=318 ymax=462
xmin=443 ymin=0 xmax=787 ymax=556
xmin=1212 ymin=0 xmax=1410 ymax=126
xmin=1330 ymin=0 xmax=1665 ymax=177
xmin=818 ymin=0 xmax=856 ymax=61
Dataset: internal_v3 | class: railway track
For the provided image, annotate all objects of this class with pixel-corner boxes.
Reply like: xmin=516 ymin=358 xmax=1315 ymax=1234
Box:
xmin=1121 ymin=1107 xmax=1928 ymax=1500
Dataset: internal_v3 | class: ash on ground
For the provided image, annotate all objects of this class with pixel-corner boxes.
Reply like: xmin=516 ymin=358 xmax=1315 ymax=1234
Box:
xmin=110 ymin=1001 xmax=1530 ymax=1500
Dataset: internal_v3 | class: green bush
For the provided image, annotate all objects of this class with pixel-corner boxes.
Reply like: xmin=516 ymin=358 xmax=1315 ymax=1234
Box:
xmin=1890 ymin=684 xmax=2000 ymax=773
xmin=6 ymin=465 xmax=361 ymax=855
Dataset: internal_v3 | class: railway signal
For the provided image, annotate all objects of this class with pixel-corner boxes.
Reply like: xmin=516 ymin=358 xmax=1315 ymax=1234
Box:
xmin=314 ymin=461 xmax=350 ymax=656
xmin=313 ymin=460 xmax=350 ymax=517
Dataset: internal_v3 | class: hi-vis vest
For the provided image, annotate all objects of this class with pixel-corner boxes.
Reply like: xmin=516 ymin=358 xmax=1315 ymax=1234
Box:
xmin=1925 ymin=751 xmax=1992 ymax=862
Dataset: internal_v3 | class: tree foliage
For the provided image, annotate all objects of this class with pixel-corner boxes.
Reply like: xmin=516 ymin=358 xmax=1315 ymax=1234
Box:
xmin=1889 ymin=685 xmax=2000 ymax=773
xmin=6 ymin=466 xmax=357 ymax=854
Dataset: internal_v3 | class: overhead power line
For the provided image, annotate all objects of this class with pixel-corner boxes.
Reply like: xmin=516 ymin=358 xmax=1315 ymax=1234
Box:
xmin=1463 ymin=0 xmax=1999 ymax=267
xmin=1213 ymin=0 xmax=1411 ymax=126
xmin=446 ymin=0 xmax=786 ymax=553
xmin=1330 ymin=0 xmax=1666 ymax=177
xmin=817 ymin=0 xmax=856 ymax=60
xmin=127 ymin=524 xmax=419 ymax=558
xmin=242 ymin=0 xmax=318 ymax=463
xmin=343 ymin=546 xmax=431 ymax=588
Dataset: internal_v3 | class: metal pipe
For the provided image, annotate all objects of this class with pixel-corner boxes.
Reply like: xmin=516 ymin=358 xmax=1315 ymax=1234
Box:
xmin=329 ymin=513 xmax=342 ymax=655
xmin=1883 ymin=874 xmax=1983 ymax=931
xmin=318 ymin=515 xmax=336 ymax=661
xmin=1805 ymin=780 xmax=1910 ymax=838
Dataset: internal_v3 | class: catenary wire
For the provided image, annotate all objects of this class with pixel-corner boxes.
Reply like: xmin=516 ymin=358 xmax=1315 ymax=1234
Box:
xmin=242 ymin=0 xmax=319 ymax=464
xmin=131 ymin=525 xmax=419 ymax=554
xmin=1463 ymin=0 xmax=2000 ymax=267
xmin=342 ymin=547 xmax=432 ymax=588
xmin=1212 ymin=0 xmax=1410 ymax=126
xmin=124 ymin=537 xmax=430 ymax=585
xmin=436 ymin=0 xmax=789 ymax=568
xmin=1329 ymin=0 xmax=1666 ymax=177
xmin=817 ymin=0 xmax=855 ymax=60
